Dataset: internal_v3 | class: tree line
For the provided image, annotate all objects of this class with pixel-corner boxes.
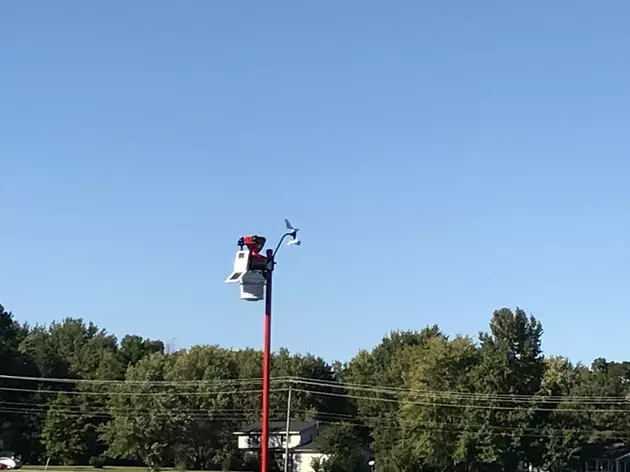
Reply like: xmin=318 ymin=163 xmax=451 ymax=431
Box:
xmin=1 ymin=302 xmax=629 ymax=472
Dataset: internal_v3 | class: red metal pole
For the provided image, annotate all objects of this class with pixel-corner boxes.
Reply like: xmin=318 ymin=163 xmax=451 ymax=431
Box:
xmin=261 ymin=248 xmax=273 ymax=472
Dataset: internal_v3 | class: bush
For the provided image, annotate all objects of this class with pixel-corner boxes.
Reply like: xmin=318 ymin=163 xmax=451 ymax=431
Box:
xmin=174 ymin=459 xmax=188 ymax=472
xmin=242 ymin=455 xmax=260 ymax=472
xmin=89 ymin=455 xmax=107 ymax=469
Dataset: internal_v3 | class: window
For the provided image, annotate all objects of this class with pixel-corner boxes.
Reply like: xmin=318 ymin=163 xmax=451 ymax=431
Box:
xmin=588 ymin=460 xmax=597 ymax=472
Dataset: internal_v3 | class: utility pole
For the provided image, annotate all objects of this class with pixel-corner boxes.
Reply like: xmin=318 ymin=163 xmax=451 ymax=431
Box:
xmin=226 ymin=220 xmax=301 ymax=472
xmin=261 ymin=248 xmax=273 ymax=472
xmin=283 ymin=381 xmax=293 ymax=472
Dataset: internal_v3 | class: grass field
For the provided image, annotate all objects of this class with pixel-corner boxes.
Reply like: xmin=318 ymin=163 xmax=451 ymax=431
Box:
xmin=21 ymin=467 xmax=228 ymax=472
xmin=22 ymin=468 xmax=155 ymax=472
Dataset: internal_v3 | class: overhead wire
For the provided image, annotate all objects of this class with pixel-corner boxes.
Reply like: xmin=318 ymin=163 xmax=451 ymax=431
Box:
xmin=290 ymin=388 xmax=630 ymax=413
xmin=291 ymin=377 xmax=630 ymax=403
xmin=0 ymin=404 xmax=627 ymax=441
xmin=3 ymin=374 xmax=629 ymax=403
xmin=0 ymin=373 xmax=286 ymax=386
xmin=2 ymin=383 xmax=630 ymax=413
xmin=3 ymin=376 xmax=629 ymax=440
xmin=0 ymin=386 xmax=287 ymax=396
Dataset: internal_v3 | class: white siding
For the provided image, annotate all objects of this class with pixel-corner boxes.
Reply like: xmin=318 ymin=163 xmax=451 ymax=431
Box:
xmin=237 ymin=436 xmax=250 ymax=449
xmin=296 ymin=452 xmax=328 ymax=472
xmin=237 ymin=433 xmax=303 ymax=450
xmin=286 ymin=433 xmax=302 ymax=448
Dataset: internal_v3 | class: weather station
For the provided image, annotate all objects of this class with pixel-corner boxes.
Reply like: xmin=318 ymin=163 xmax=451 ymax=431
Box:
xmin=225 ymin=219 xmax=301 ymax=472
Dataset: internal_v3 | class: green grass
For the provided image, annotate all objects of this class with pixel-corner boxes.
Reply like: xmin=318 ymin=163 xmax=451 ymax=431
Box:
xmin=22 ymin=467 xmax=230 ymax=472
xmin=22 ymin=468 xmax=153 ymax=472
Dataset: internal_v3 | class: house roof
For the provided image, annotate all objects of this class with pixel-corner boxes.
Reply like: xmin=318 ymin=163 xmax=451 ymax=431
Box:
xmin=234 ymin=420 xmax=319 ymax=435
xmin=582 ymin=442 xmax=630 ymax=460
xmin=294 ymin=429 xmax=372 ymax=456
xmin=234 ymin=423 xmax=372 ymax=457
xmin=293 ymin=440 xmax=322 ymax=453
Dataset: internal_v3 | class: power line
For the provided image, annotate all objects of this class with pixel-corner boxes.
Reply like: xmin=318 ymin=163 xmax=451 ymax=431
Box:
xmin=5 ymin=373 xmax=628 ymax=403
xmin=290 ymin=388 xmax=630 ymax=413
xmin=1 ymin=405 xmax=627 ymax=441
xmin=3 ymin=382 xmax=630 ymax=414
xmin=292 ymin=377 xmax=630 ymax=403
xmin=0 ymin=373 xmax=290 ymax=386
xmin=0 ymin=386 xmax=287 ymax=396
xmin=0 ymin=375 xmax=630 ymax=411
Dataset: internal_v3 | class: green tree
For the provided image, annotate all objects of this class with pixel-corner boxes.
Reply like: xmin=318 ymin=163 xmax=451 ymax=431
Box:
xmin=0 ymin=304 xmax=42 ymax=462
xmin=232 ymin=347 xmax=347 ymax=424
xmin=20 ymin=318 xmax=127 ymax=465
xmin=164 ymin=345 xmax=241 ymax=470
xmin=539 ymin=357 xmax=586 ymax=472
xmin=41 ymin=392 xmax=103 ymax=465
xmin=466 ymin=308 xmax=545 ymax=472
xmin=399 ymin=335 xmax=479 ymax=472
xmin=20 ymin=318 xmax=125 ymax=380
xmin=345 ymin=327 xmax=444 ymax=472
xmin=311 ymin=422 xmax=368 ymax=472
xmin=103 ymin=351 xmax=181 ymax=471
xmin=5 ymin=301 xmax=629 ymax=472
xmin=584 ymin=359 xmax=630 ymax=436
xmin=119 ymin=335 xmax=165 ymax=367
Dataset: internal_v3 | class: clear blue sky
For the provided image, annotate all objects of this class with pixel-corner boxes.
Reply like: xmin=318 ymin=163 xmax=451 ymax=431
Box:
xmin=2 ymin=1 xmax=629 ymax=365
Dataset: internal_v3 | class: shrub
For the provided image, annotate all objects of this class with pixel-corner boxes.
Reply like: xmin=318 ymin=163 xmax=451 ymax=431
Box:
xmin=89 ymin=455 xmax=107 ymax=469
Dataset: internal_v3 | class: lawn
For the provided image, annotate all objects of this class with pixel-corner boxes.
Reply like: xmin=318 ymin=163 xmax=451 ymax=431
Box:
xmin=22 ymin=468 xmax=154 ymax=472
xmin=21 ymin=467 xmax=229 ymax=472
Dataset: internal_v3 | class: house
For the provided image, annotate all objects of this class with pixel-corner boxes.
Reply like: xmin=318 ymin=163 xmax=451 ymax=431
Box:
xmin=579 ymin=442 xmax=630 ymax=472
xmin=233 ymin=420 xmax=328 ymax=472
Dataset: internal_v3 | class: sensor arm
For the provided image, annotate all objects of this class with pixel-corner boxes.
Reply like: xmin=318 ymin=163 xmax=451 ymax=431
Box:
xmin=273 ymin=231 xmax=298 ymax=258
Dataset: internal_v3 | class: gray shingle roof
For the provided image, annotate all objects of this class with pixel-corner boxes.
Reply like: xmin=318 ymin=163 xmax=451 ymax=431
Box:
xmin=235 ymin=420 xmax=319 ymax=435
xmin=582 ymin=442 xmax=630 ymax=459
